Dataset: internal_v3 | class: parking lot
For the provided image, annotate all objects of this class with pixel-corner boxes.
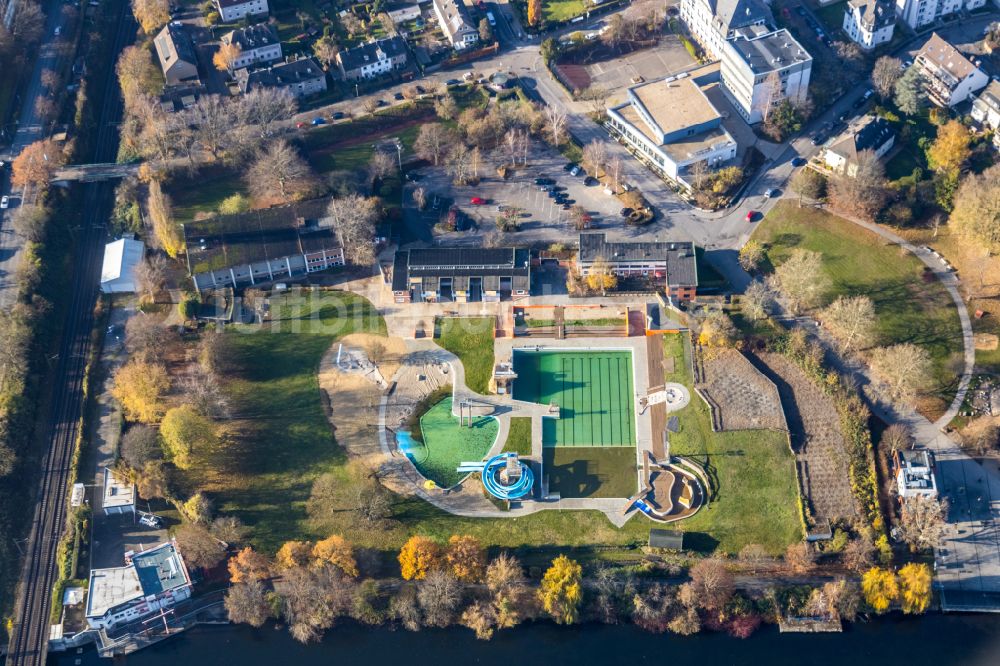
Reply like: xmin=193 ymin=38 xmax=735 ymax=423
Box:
xmin=404 ymin=144 xmax=631 ymax=248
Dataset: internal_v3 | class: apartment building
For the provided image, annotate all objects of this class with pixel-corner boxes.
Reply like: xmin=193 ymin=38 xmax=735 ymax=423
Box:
xmin=895 ymin=0 xmax=982 ymax=31
xmin=215 ymin=0 xmax=269 ymax=23
xmin=606 ymin=74 xmax=737 ymax=187
xmin=391 ymin=248 xmax=531 ymax=303
xmin=221 ymin=23 xmax=282 ymax=71
xmin=336 ymin=36 xmax=408 ymax=81
xmin=720 ymin=27 xmax=812 ymax=124
xmin=236 ymin=58 xmax=328 ymax=98
xmin=679 ymin=0 xmax=773 ymax=59
xmin=431 ymin=0 xmax=479 ymax=50
xmin=843 ymin=0 xmax=895 ymax=50
xmin=913 ymin=33 xmax=988 ymax=107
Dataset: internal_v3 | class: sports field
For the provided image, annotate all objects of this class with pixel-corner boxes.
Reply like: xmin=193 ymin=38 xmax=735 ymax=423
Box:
xmin=512 ymin=350 xmax=636 ymax=447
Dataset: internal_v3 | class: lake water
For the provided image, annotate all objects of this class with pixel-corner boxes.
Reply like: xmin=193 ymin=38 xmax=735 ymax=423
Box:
xmin=50 ymin=613 xmax=1000 ymax=666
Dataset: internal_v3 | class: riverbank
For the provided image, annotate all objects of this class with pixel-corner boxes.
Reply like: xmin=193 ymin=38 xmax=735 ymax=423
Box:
xmin=50 ymin=613 xmax=1000 ymax=666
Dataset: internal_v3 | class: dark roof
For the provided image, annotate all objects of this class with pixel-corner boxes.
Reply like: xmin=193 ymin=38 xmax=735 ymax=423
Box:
xmin=649 ymin=529 xmax=684 ymax=550
xmin=338 ymin=36 xmax=407 ymax=72
xmin=848 ymin=0 xmax=894 ymax=31
xmin=183 ymin=198 xmax=340 ymax=275
xmin=827 ymin=115 xmax=894 ymax=162
xmin=392 ymin=247 xmax=531 ymax=292
xmin=578 ymin=233 xmax=698 ymax=288
xmin=155 ymin=23 xmax=198 ymax=67
xmin=224 ymin=22 xmax=279 ymax=51
xmin=239 ymin=58 xmax=325 ymax=90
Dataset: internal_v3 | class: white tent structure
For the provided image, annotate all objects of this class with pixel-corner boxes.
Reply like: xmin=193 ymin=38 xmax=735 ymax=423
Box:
xmin=100 ymin=238 xmax=145 ymax=294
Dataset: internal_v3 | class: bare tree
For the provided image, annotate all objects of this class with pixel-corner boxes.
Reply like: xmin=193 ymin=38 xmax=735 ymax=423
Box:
xmin=245 ymin=140 xmax=319 ymax=203
xmin=870 ymin=343 xmax=932 ymax=405
xmin=240 ymin=87 xmax=298 ymax=137
xmin=843 ymin=536 xmax=875 ymax=573
xmin=187 ymin=95 xmax=232 ymax=159
xmin=174 ymin=523 xmax=226 ymax=569
xmin=785 ymin=542 xmax=817 ymax=573
xmin=899 ymin=495 xmax=948 ymax=551
xmin=417 ymin=570 xmax=461 ymax=627
xmin=313 ymin=37 xmax=339 ymax=68
xmin=326 ymin=194 xmax=382 ymax=265
xmin=9 ymin=0 xmax=45 ymax=45
xmin=871 ymin=56 xmax=903 ymax=100
xmin=821 ymin=295 xmax=877 ymax=353
xmin=133 ymin=254 xmax=168 ymax=304
xmin=545 ymin=106 xmax=567 ymax=147
xmin=758 ymin=71 xmax=783 ymax=123
xmin=582 ymin=139 xmax=607 ymax=178
xmin=412 ymin=186 xmax=427 ymax=211
xmin=125 ymin=313 xmax=169 ymax=362
xmin=742 ymin=279 xmax=774 ymax=322
xmin=413 ymin=123 xmax=454 ymax=166
xmin=606 ymin=155 xmax=624 ymax=193
xmin=773 ymin=249 xmax=830 ymax=313
xmin=446 ymin=144 xmax=473 ymax=185
xmin=281 ymin=565 xmax=356 ymax=643
xmin=354 ymin=483 xmax=391 ymax=525
xmin=688 ymin=558 xmax=734 ymax=611
xmin=882 ymin=423 xmax=913 ymax=452
xmin=829 ymin=150 xmax=887 ymax=222
xmin=225 ymin=580 xmax=271 ymax=627
xmin=368 ymin=150 xmax=397 ymax=185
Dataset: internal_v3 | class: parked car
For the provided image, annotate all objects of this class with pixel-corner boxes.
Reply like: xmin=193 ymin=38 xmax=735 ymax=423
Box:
xmin=563 ymin=162 xmax=576 ymax=171
xmin=332 ymin=111 xmax=344 ymax=120
xmin=791 ymin=157 xmax=806 ymax=167
xmin=764 ymin=188 xmax=777 ymax=198
xmin=811 ymin=133 xmax=826 ymax=146
xmin=745 ymin=210 xmax=758 ymax=222
xmin=583 ymin=176 xmax=598 ymax=186
xmin=296 ymin=122 xmax=305 ymax=129
xmin=569 ymin=166 xmax=581 ymax=176
xmin=0 ymin=196 xmax=8 ymax=209
xmin=534 ymin=177 xmax=554 ymax=185
xmin=376 ymin=99 xmax=388 ymax=107
xmin=620 ymin=207 xmax=633 ymax=217
xmin=394 ymin=92 xmax=404 ymax=101
xmin=470 ymin=196 xmax=486 ymax=205
xmin=445 ymin=79 xmax=461 ymax=86
xmin=139 ymin=514 xmax=162 ymax=529
xmin=311 ymin=117 xmax=325 ymax=125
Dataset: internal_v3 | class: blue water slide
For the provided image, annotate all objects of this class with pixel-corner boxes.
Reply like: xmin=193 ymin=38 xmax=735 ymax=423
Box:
xmin=479 ymin=453 xmax=534 ymax=500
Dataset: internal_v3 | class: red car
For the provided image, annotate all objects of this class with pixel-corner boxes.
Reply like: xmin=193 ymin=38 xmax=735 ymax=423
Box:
xmin=470 ymin=197 xmax=486 ymax=205
xmin=746 ymin=210 xmax=758 ymax=222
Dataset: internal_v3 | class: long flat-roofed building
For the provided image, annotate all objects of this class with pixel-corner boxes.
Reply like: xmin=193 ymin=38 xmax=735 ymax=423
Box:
xmin=86 ymin=541 xmax=192 ymax=630
xmin=607 ymin=74 xmax=737 ymax=188
xmin=183 ymin=198 xmax=345 ymax=292
xmin=391 ymin=248 xmax=531 ymax=303
xmin=577 ymin=233 xmax=698 ymax=303
xmin=720 ymin=26 xmax=812 ymax=124
xmin=102 ymin=467 xmax=135 ymax=516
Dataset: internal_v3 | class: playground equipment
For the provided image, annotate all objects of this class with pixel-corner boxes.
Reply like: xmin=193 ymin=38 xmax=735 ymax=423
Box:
xmin=457 ymin=453 xmax=534 ymax=500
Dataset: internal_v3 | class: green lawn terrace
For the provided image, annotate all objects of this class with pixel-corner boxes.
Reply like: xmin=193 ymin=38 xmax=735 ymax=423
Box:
xmin=399 ymin=397 xmax=499 ymax=488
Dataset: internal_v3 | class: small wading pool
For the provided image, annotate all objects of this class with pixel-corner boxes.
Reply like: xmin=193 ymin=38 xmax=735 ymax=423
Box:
xmin=397 ymin=397 xmax=498 ymax=488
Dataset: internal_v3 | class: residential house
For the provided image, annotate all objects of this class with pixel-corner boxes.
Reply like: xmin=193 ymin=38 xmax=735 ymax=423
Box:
xmin=679 ymin=0 xmax=773 ymax=60
xmin=100 ymin=237 xmax=145 ymax=294
xmin=971 ymin=79 xmax=1000 ymax=129
xmin=823 ymin=115 xmax=895 ymax=176
xmin=913 ymin=33 xmax=988 ymax=107
xmin=893 ymin=449 xmax=938 ymax=499
xmin=431 ymin=0 xmax=479 ymax=50
xmin=894 ymin=0 xmax=982 ymax=31
xmin=183 ymin=197 xmax=345 ymax=292
xmin=215 ymin=0 xmax=269 ymax=23
xmin=606 ymin=74 xmax=738 ymax=188
xmin=236 ymin=58 xmax=327 ymax=98
xmin=390 ymin=248 xmax=531 ymax=303
xmin=86 ymin=541 xmax=192 ymax=630
xmin=387 ymin=2 xmax=423 ymax=24
xmin=221 ymin=23 xmax=282 ymax=71
xmin=336 ymin=36 xmax=408 ymax=81
xmin=843 ymin=0 xmax=895 ymax=50
xmin=153 ymin=23 xmax=199 ymax=86
xmin=577 ymin=233 xmax=699 ymax=303
xmin=720 ymin=27 xmax=812 ymax=124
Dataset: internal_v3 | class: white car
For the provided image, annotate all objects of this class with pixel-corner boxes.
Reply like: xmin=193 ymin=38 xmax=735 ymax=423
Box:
xmin=764 ymin=188 xmax=776 ymax=198
xmin=0 ymin=196 xmax=9 ymax=209
xmin=139 ymin=514 xmax=162 ymax=528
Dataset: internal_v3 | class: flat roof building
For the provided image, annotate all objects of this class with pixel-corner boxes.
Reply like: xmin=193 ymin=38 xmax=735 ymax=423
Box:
xmin=86 ymin=541 xmax=192 ymax=630
xmin=577 ymin=233 xmax=698 ymax=303
xmin=102 ymin=467 xmax=135 ymax=516
xmin=894 ymin=449 xmax=938 ymax=499
xmin=391 ymin=247 xmax=531 ymax=303
xmin=100 ymin=237 xmax=145 ymax=294
xmin=183 ymin=198 xmax=345 ymax=292
xmin=720 ymin=26 xmax=812 ymax=124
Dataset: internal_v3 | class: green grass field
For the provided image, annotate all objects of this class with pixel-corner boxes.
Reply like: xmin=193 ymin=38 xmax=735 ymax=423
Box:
xmin=168 ymin=168 xmax=248 ymax=223
xmin=543 ymin=0 xmax=588 ymax=22
xmin=543 ymin=447 xmax=638 ymax=498
xmin=660 ymin=334 xmax=802 ymax=554
xmin=436 ymin=317 xmax=495 ymax=394
xmin=503 ymin=417 xmax=534 ymax=455
xmin=404 ymin=398 xmax=498 ymax=488
xmin=756 ymin=202 xmax=963 ymax=418
xmin=513 ymin=350 xmax=635 ymax=447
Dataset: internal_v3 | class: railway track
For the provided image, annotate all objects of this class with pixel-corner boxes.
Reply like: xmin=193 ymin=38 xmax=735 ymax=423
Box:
xmin=5 ymin=4 xmax=135 ymax=665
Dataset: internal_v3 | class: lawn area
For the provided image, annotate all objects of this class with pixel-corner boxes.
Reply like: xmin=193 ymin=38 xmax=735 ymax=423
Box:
xmin=167 ymin=167 xmax=247 ymax=223
xmin=660 ymin=334 xmax=802 ymax=555
xmin=402 ymin=397 xmax=499 ymax=488
xmin=885 ymin=148 xmax=922 ymax=182
xmin=503 ymin=417 xmax=533 ymax=455
xmin=756 ymin=202 xmax=963 ymax=419
xmin=543 ymin=0 xmax=587 ymax=22
xmin=436 ymin=317 xmax=495 ymax=395
xmin=542 ymin=447 xmax=638 ymax=498
xmin=813 ymin=0 xmax=847 ymax=33
xmin=305 ymin=123 xmax=423 ymax=174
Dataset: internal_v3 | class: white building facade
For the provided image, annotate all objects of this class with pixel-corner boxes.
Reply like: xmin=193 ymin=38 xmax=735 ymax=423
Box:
xmin=222 ymin=24 xmax=282 ymax=71
xmin=679 ymin=0 xmax=773 ymax=60
xmin=431 ymin=0 xmax=479 ymax=50
xmin=914 ymin=33 xmax=989 ymax=107
xmin=843 ymin=0 xmax=895 ymax=50
xmin=720 ymin=27 xmax=812 ymax=124
xmin=972 ymin=80 xmax=1000 ymax=130
xmin=215 ymin=0 xmax=269 ymax=23
xmin=894 ymin=0 xmax=980 ymax=31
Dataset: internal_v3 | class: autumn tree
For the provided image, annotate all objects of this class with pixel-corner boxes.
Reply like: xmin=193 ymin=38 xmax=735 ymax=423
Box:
xmin=828 ymin=150 xmax=887 ymax=221
xmin=927 ymin=120 xmax=971 ymax=174
xmin=869 ymin=343 xmax=932 ymax=405
xmin=225 ymin=580 xmax=271 ymax=627
xmin=899 ymin=494 xmax=948 ymax=551
xmin=584 ymin=257 xmax=617 ymax=295
xmin=527 ymin=0 xmax=542 ymax=26
xmin=398 ymin=536 xmax=442 ymax=580
xmin=326 ymin=194 xmax=382 ymax=266
xmin=821 ymin=295 xmax=876 ymax=353
xmin=478 ymin=17 xmax=493 ymax=42
xmin=688 ymin=557 xmax=734 ymax=610
xmin=949 ymin=164 xmax=1000 ymax=252
xmin=181 ymin=491 xmax=213 ymax=524
xmin=245 ymin=140 xmax=320 ymax=203
xmin=159 ymin=404 xmax=217 ymax=469
xmin=538 ymin=555 xmax=582 ymax=625
xmin=434 ymin=94 xmax=458 ymax=120
xmin=228 ymin=547 xmax=271 ymax=583
xmin=276 ymin=541 xmax=314 ymax=570
xmin=790 ymin=167 xmax=826 ymax=205
xmin=313 ymin=535 xmax=359 ymax=577
xmin=174 ymin=523 xmax=226 ymax=569
xmin=281 ymin=564 xmax=355 ymax=643
xmin=131 ymin=0 xmax=170 ymax=34
xmin=313 ymin=37 xmax=339 ymax=67
xmin=484 ymin=552 xmax=523 ymax=630
xmin=445 ymin=535 xmax=485 ymax=583
xmin=11 ymin=139 xmax=65 ymax=190
xmin=785 ymin=542 xmax=817 ymax=573
xmin=773 ymin=249 xmax=829 ymax=313
xmin=135 ymin=461 xmax=171 ymax=500
xmin=738 ymin=239 xmax=765 ymax=272
xmin=861 ymin=567 xmax=899 ymax=613
xmin=111 ymin=360 xmax=169 ymax=423
xmin=742 ymin=279 xmax=774 ymax=322
xmin=898 ymin=563 xmax=932 ymax=614
xmin=147 ymin=180 xmax=184 ymax=258
xmin=213 ymin=42 xmax=242 ymax=75
xmin=418 ymin=570 xmax=461 ymax=627
xmin=871 ymin=56 xmax=902 ymax=99
xmin=697 ymin=310 xmax=737 ymax=347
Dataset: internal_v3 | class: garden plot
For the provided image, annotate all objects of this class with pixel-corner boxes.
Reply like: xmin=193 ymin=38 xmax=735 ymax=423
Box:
xmin=698 ymin=348 xmax=785 ymax=432
xmin=757 ymin=353 xmax=858 ymax=523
